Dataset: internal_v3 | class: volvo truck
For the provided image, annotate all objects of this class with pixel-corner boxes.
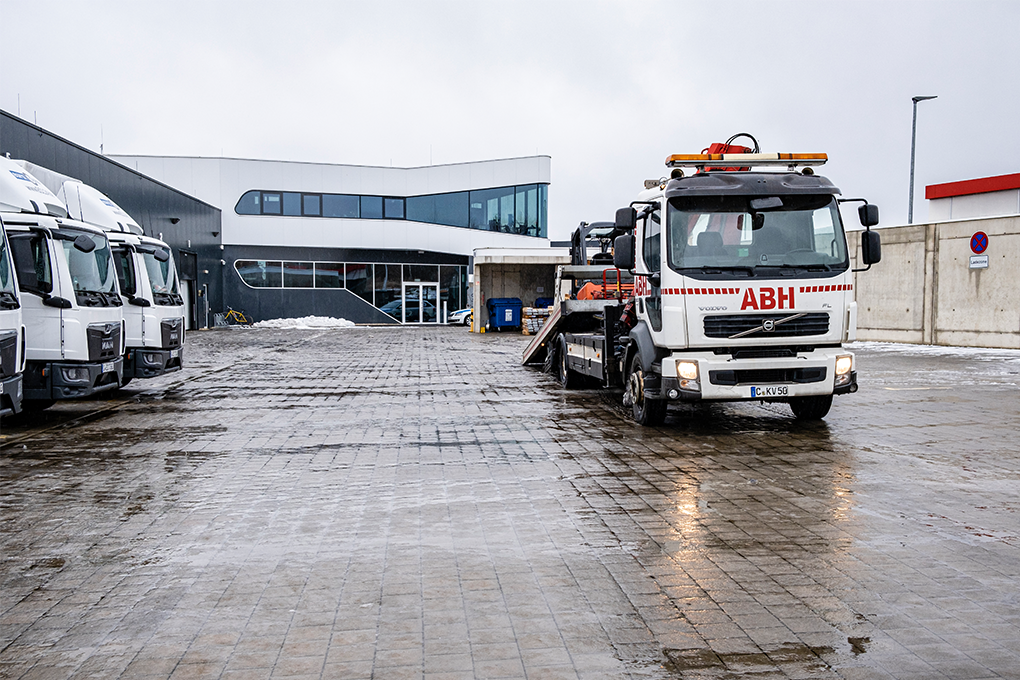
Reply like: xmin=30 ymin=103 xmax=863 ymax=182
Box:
xmin=1 ymin=157 xmax=124 ymax=409
xmin=523 ymin=136 xmax=882 ymax=424
xmin=16 ymin=161 xmax=185 ymax=384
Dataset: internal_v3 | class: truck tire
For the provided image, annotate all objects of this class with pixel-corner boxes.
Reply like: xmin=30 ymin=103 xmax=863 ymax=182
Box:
xmin=627 ymin=354 xmax=666 ymax=426
xmin=789 ymin=395 xmax=833 ymax=420
xmin=557 ymin=336 xmax=576 ymax=388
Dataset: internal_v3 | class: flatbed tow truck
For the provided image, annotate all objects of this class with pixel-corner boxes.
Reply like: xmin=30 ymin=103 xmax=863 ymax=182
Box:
xmin=523 ymin=135 xmax=882 ymax=424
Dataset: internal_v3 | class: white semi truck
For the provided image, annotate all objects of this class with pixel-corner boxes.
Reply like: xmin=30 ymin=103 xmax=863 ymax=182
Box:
xmin=0 ymin=157 xmax=124 ymax=409
xmin=17 ymin=162 xmax=185 ymax=384
xmin=524 ymin=136 xmax=882 ymax=424
xmin=0 ymin=216 xmax=25 ymax=417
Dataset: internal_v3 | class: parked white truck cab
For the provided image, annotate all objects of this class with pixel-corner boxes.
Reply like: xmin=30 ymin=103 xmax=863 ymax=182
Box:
xmin=0 ymin=157 xmax=124 ymax=408
xmin=15 ymin=161 xmax=185 ymax=384
xmin=0 ymin=216 xmax=25 ymax=417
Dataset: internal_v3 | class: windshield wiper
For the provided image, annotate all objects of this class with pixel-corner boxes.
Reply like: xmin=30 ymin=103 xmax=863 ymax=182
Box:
xmin=679 ymin=265 xmax=756 ymax=276
xmin=754 ymin=263 xmax=833 ymax=273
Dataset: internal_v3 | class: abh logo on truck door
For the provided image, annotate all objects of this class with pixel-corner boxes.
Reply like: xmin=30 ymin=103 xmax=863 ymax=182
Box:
xmin=741 ymin=287 xmax=795 ymax=311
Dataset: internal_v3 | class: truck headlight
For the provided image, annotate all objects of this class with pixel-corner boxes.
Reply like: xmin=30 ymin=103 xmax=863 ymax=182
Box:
xmin=60 ymin=366 xmax=91 ymax=383
xmin=676 ymin=361 xmax=699 ymax=380
xmin=835 ymin=355 xmax=853 ymax=376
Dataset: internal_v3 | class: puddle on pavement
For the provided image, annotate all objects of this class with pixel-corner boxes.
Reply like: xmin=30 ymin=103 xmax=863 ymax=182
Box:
xmin=664 ymin=642 xmax=837 ymax=677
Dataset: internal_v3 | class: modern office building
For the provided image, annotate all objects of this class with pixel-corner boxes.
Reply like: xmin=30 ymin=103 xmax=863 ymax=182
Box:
xmin=114 ymin=155 xmax=552 ymax=324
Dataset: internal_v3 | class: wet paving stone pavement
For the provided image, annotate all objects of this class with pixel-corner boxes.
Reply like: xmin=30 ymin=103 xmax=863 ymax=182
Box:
xmin=2 ymin=327 xmax=1020 ymax=679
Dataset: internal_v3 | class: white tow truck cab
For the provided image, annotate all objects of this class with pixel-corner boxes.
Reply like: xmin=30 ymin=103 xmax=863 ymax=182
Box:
xmin=15 ymin=161 xmax=185 ymax=384
xmin=524 ymin=136 xmax=881 ymax=425
xmin=0 ymin=216 xmax=26 ymax=417
xmin=0 ymin=157 xmax=124 ymax=408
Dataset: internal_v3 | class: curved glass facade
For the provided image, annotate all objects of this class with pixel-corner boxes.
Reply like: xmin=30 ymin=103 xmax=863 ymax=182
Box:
xmin=233 ymin=259 xmax=468 ymax=321
xmin=235 ymin=184 xmax=548 ymax=238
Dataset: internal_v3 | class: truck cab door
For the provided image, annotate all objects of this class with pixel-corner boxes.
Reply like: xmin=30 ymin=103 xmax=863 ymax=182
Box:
xmin=639 ymin=208 xmax=663 ymax=334
xmin=9 ymin=231 xmax=64 ymax=361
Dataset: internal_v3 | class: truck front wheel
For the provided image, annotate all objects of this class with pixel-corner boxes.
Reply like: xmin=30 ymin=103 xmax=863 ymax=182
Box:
xmin=626 ymin=354 xmax=666 ymax=426
xmin=789 ymin=395 xmax=833 ymax=420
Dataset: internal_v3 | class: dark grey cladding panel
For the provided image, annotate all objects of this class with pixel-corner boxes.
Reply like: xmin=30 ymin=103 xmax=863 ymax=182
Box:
xmin=0 ymin=109 xmax=224 ymax=322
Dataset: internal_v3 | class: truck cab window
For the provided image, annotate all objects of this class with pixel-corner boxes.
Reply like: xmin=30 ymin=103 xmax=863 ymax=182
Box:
xmin=9 ymin=234 xmax=52 ymax=295
xmin=642 ymin=210 xmax=661 ymax=272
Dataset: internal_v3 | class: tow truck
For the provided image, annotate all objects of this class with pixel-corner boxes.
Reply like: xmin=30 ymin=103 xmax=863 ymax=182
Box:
xmin=523 ymin=135 xmax=882 ymax=424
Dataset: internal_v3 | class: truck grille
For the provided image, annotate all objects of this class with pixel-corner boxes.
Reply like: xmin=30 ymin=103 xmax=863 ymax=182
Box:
xmin=161 ymin=318 xmax=184 ymax=349
xmin=709 ymin=367 xmax=827 ymax=386
xmin=0 ymin=330 xmax=16 ymax=378
xmin=704 ymin=313 xmax=830 ymax=338
xmin=87 ymin=323 xmax=121 ymax=362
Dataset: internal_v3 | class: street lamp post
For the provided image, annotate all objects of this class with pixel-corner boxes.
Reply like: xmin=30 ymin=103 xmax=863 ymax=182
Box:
xmin=909 ymin=95 xmax=937 ymax=224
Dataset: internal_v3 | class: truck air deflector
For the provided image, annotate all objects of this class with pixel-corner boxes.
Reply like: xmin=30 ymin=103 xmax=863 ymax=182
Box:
xmin=664 ymin=172 xmax=840 ymax=199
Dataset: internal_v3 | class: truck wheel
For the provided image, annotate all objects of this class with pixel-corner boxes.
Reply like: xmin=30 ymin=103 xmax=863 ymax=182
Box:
xmin=627 ymin=354 xmax=666 ymax=426
xmin=789 ymin=395 xmax=833 ymax=420
xmin=557 ymin=336 xmax=576 ymax=388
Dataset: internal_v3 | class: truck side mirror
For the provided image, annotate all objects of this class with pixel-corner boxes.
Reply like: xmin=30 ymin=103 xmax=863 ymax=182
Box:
xmin=861 ymin=230 xmax=882 ymax=265
xmin=858 ymin=204 xmax=880 ymax=227
xmin=615 ymin=207 xmax=636 ymax=230
xmin=613 ymin=234 xmax=635 ymax=271
xmin=73 ymin=234 xmax=96 ymax=253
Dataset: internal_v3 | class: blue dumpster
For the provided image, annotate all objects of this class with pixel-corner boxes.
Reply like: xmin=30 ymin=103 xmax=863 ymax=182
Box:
xmin=486 ymin=297 xmax=522 ymax=331
xmin=535 ymin=297 xmax=554 ymax=308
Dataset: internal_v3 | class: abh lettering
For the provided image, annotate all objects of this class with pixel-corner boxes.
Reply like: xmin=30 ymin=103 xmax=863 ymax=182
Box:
xmin=741 ymin=287 xmax=795 ymax=311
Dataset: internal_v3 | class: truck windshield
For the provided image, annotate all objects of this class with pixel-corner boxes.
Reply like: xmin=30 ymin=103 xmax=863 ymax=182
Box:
xmin=61 ymin=230 xmax=117 ymax=295
xmin=667 ymin=194 xmax=848 ymax=274
xmin=142 ymin=250 xmax=180 ymax=298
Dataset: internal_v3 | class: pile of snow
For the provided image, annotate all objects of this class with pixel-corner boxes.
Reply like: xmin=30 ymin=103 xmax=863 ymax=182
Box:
xmin=253 ymin=316 xmax=357 ymax=329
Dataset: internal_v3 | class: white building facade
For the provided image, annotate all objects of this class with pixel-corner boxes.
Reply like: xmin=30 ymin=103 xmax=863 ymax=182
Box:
xmin=113 ymin=154 xmax=551 ymax=324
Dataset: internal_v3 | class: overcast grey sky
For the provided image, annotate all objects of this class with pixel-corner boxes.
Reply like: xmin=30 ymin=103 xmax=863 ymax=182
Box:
xmin=1 ymin=0 xmax=1017 ymax=240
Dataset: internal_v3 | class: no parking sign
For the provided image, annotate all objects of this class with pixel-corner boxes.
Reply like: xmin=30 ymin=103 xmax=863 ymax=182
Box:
xmin=970 ymin=231 xmax=989 ymax=269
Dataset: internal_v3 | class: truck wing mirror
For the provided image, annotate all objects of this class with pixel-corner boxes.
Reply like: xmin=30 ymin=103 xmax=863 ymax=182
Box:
xmin=858 ymin=203 xmax=880 ymax=227
xmin=613 ymin=234 xmax=635 ymax=271
xmin=861 ymin=230 xmax=881 ymax=265
xmin=43 ymin=295 xmax=72 ymax=309
xmin=615 ymin=207 xmax=636 ymax=230
xmin=73 ymin=234 xmax=96 ymax=253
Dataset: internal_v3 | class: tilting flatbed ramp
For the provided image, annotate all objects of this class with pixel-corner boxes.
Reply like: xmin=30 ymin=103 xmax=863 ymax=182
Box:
xmin=522 ymin=304 xmax=562 ymax=365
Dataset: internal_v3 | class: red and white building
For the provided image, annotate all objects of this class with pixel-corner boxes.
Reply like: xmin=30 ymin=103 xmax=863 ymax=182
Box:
xmin=927 ymin=173 xmax=1020 ymax=221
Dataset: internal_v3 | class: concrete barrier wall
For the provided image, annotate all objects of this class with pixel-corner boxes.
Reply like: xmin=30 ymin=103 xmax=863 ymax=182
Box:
xmin=849 ymin=214 xmax=1020 ymax=348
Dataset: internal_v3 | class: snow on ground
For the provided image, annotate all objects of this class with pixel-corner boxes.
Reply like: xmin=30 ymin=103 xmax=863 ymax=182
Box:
xmin=253 ymin=316 xmax=357 ymax=329
xmin=850 ymin=341 xmax=1020 ymax=361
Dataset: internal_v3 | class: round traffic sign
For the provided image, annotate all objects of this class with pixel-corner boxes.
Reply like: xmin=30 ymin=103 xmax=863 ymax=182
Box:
xmin=971 ymin=232 xmax=988 ymax=254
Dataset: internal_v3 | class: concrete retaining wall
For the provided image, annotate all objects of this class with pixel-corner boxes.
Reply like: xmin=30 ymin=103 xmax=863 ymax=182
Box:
xmin=849 ymin=215 xmax=1020 ymax=348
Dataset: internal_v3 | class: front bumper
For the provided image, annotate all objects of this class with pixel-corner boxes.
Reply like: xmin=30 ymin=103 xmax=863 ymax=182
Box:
xmin=124 ymin=346 xmax=184 ymax=379
xmin=657 ymin=349 xmax=855 ymax=402
xmin=24 ymin=358 xmax=124 ymax=401
xmin=0 ymin=374 xmax=23 ymax=416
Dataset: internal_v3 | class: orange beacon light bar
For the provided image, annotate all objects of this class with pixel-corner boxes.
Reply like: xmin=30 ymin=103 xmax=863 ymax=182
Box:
xmin=665 ymin=152 xmax=828 ymax=168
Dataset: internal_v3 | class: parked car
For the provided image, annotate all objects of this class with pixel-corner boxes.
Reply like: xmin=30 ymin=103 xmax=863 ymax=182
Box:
xmin=448 ymin=308 xmax=472 ymax=326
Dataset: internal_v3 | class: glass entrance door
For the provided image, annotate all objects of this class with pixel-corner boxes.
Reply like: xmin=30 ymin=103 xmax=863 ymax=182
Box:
xmin=401 ymin=283 xmax=439 ymax=323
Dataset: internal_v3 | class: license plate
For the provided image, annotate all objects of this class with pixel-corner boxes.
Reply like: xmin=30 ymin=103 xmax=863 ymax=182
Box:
xmin=751 ymin=385 xmax=788 ymax=398
xmin=170 ymin=349 xmax=180 ymax=358
xmin=102 ymin=362 xmax=115 ymax=373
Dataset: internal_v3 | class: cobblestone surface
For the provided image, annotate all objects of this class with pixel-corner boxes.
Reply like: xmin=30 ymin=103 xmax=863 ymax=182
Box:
xmin=1 ymin=328 xmax=1019 ymax=679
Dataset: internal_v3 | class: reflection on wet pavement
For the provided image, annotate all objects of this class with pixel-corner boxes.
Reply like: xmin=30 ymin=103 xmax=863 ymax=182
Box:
xmin=1 ymin=328 xmax=1019 ymax=679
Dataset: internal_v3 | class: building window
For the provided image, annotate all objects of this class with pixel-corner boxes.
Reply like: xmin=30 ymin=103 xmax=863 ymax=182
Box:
xmin=303 ymin=194 xmax=321 ymax=216
xmin=315 ymin=262 xmax=344 ymax=288
xmin=323 ymin=194 xmax=359 ymax=218
xmin=283 ymin=193 xmax=301 ymax=216
xmin=234 ymin=184 xmax=548 ymax=238
xmin=284 ymin=261 xmax=314 ymax=288
xmin=384 ymin=198 xmax=404 ymax=219
xmin=361 ymin=196 xmax=383 ymax=219
xmin=262 ymin=193 xmax=282 ymax=215
xmin=236 ymin=260 xmax=282 ymax=287
xmin=236 ymin=190 xmax=260 ymax=215
xmin=403 ymin=264 xmax=439 ymax=282
xmin=345 ymin=263 xmax=373 ymax=303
